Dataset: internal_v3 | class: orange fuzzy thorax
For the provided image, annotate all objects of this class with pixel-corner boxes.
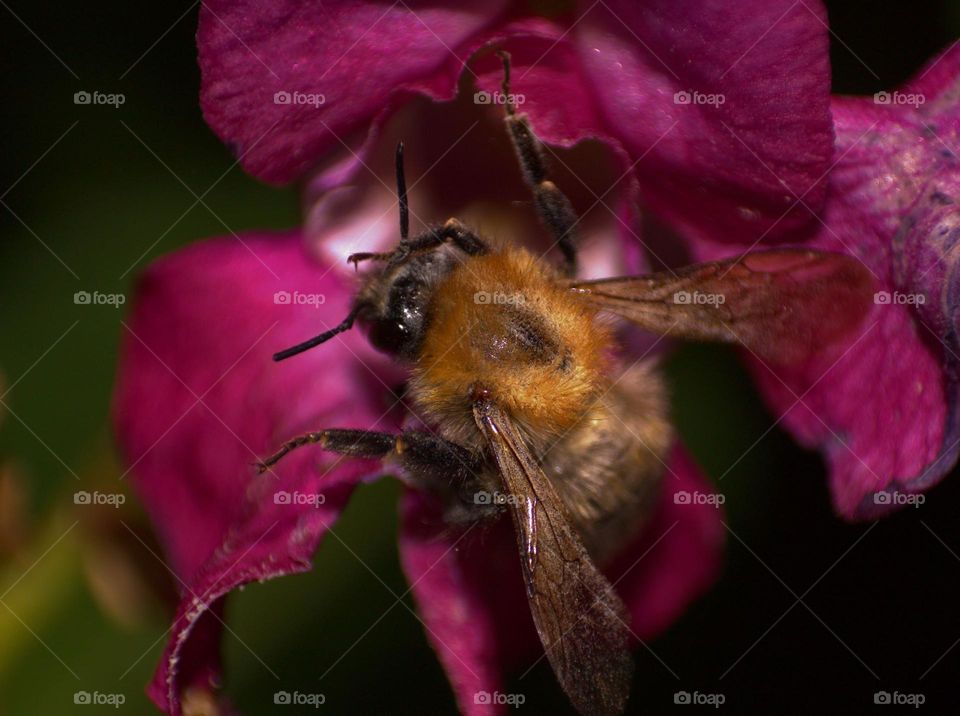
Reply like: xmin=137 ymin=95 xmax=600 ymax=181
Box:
xmin=411 ymin=247 xmax=613 ymax=447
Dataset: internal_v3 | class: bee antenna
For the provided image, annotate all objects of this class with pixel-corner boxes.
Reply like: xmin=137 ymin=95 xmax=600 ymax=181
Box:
xmin=396 ymin=141 xmax=409 ymax=241
xmin=272 ymin=307 xmax=360 ymax=361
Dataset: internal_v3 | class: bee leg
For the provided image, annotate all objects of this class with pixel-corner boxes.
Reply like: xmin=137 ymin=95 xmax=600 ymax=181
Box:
xmin=497 ymin=50 xmax=580 ymax=277
xmin=400 ymin=218 xmax=489 ymax=259
xmin=256 ymin=428 xmax=485 ymax=492
xmin=255 ymin=429 xmax=398 ymax=473
xmin=258 ymin=429 xmax=503 ymax=527
xmin=349 ymin=218 xmax=488 ymax=269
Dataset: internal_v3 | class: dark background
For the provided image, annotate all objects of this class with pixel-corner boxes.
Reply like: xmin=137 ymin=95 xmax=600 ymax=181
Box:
xmin=1 ymin=1 xmax=959 ymax=714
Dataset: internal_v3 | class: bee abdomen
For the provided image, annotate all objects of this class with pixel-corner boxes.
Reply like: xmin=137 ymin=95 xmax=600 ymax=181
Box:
xmin=542 ymin=361 xmax=673 ymax=564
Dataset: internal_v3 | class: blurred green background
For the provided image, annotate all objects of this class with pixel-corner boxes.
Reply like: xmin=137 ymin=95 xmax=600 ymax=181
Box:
xmin=2 ymin=1 xmax=960 ymax=714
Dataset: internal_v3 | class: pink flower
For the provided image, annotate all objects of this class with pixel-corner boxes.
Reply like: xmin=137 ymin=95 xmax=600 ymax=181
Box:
xmin=690 ymin=44 xmax=960 ymax=520
xmin=114 ymin=1 xmax=841 ymax=713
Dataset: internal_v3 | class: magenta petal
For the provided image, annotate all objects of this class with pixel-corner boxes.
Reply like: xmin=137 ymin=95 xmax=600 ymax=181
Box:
xmin=610 ymin=443 xmax=725 ymax=639
xmin=397 ymin=442 xmax=723 ymax=711
xmin=114 ymin=231 xmax=400 ymax=713
xmin=735 ymin=44 xmax=960 ymax=519
xmin=198 ymin=0 xmax=507 ymax=184
xmin=747 ymin=307 xmax=946 ymax=519
xmin=576 ymin=0 xmax=833 ymax=246
xmin=470 ymin=19 xmax=611 ymax=149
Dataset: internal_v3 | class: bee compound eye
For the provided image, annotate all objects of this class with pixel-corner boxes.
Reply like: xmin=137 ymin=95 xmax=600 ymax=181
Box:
xmin=366 ymin=318 xmax=411 ymax=356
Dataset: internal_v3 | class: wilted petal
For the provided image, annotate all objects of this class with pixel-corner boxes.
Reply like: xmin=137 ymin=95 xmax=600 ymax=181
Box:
xmin=397 ymin=442 xmax=723 ymax=711
xmin=198 ymin=0 xmax=508 ymax=184
xmin=576 ymin=0 xmax=833 ymax=246
xmin=114 ymin=232 xmax=400 ymax=713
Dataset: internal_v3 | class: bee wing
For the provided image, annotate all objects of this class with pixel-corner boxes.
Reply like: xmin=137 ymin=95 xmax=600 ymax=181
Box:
xmin=565 ymin=249 xmax=874 ymax=363
xmin=473 ymin=398 xmax=633 ymax=716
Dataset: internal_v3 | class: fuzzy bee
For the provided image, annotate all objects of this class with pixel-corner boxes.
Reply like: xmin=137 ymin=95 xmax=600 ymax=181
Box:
xmin=258 ymin=52 xmax=872 ymax=716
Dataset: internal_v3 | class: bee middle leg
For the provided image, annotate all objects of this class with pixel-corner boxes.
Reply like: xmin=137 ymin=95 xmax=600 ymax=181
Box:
xmin=256 ymin=428 xmax=495 ymax=511
xmin=497 ymin=51 xmax=581 ymax=277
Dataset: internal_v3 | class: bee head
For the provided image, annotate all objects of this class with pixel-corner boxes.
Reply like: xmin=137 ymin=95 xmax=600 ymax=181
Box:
xmin=354 ymin=248 xmax=459 ymax=360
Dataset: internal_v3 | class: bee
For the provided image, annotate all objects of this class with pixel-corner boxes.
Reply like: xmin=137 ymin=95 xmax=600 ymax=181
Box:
xmin=258 ymin=52 xmax=872 ymax=716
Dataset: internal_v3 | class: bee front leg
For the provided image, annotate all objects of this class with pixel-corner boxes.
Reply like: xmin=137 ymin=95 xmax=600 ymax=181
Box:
xmin=348 ymin=218 xmax=488 ymax=269
xmin=257 ymin=429 xmax=494 ymax=512
xmin=255 ymin=428 xmax=399 ymax=472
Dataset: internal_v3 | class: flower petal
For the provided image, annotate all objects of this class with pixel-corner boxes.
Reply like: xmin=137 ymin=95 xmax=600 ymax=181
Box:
xmin=114 ymin=231 xmax=401 ymax=712
xmin=576 ymin=0 xmax=833 ymax=245
xmin=198 ymin=0 xmax=508 ymax=184
xmin=397 ymin=441 xmax=723 ymax=711
xmin=305 ymin=19 xmax=649 ymax=279
xmin=731 ymin=44 xmax=960 ymax=519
